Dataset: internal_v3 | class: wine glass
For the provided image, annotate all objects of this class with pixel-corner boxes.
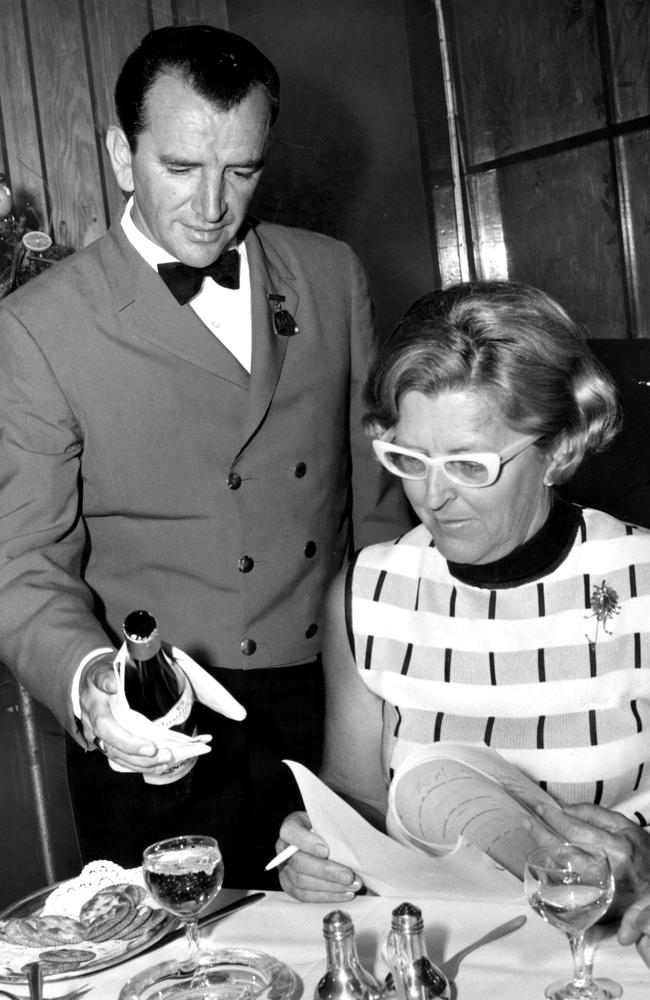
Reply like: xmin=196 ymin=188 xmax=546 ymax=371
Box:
xmin=524 ymin=843 xmax=621 ymax=1000
xmin=143 ymin=834 xmax=224 ymax=971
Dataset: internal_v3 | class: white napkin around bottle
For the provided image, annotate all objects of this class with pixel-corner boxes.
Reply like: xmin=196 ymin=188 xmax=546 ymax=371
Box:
xmin=111 ymin=643 xmax=246 ymax=764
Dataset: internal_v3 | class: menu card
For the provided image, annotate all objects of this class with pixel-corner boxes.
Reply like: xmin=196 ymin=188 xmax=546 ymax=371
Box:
xmin=285 ymin=759 xmax=526 ymax=901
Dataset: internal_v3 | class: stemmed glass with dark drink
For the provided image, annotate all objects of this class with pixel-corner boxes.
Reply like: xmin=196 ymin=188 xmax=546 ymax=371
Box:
xmin=143 ymin=834 xmax=224 ymax=970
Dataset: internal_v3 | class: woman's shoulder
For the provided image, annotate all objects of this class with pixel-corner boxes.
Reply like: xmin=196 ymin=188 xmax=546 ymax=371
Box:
xmin=356 ymin=522 xmax=433 ymax=558
xmin=558 ymin=505 xmax=650 ymax=582
xmin=580 ymin=505 xmax=650 ymax=539
xmin=350 ymin=524 xmax=442 ymax=589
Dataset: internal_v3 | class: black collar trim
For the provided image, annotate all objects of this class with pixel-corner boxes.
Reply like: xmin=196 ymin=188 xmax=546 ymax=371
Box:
xmin=446 ymin=497 xmax=581 ymax=589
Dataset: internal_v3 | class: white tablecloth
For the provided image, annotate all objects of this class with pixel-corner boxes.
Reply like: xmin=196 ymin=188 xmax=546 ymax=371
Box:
xmin=29 ymin=889 xmax=650 ymax=999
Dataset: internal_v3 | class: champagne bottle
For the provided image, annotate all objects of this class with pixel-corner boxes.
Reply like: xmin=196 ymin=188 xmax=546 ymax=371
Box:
xmin=314 ymin=910 xmax=381 ymax=1000
xmin=384 ymin=902 xmax=450 ymax=1000
xmin=122 ymin=609 xmax=197 ymax=785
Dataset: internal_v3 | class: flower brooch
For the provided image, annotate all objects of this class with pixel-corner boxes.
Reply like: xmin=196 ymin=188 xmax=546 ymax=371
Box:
xmin=585 ymin=579 xmax=620 ymax=646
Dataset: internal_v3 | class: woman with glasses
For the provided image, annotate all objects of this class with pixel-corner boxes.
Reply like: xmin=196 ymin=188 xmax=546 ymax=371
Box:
xmin=276 ymin=281 xmax=650 ymax=906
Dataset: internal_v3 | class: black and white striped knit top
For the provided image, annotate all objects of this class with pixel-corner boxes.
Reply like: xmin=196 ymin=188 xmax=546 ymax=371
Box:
xmin=345 ymin=500 xmax=650 ymax=825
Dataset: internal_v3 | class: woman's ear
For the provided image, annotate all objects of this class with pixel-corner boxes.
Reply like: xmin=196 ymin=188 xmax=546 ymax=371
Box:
xmin=105 ymin=126 xmax=134 ymax=193
xmin=543 ymin=433 xmax=574 ymax=487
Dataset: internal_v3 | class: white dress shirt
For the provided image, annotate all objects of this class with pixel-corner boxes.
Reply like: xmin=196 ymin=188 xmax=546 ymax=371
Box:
xmin=121 ymin=196 xmax=253 ymax=372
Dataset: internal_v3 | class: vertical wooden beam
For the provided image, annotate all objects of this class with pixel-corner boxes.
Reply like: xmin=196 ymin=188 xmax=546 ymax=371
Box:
xmin=82 ymin=0 xmax=151 ymax=225
xmin=403 ymin=0 xmax=451 ymax=287
xmin=174 ymin=0 xmax=228 ymax=26
xmin=25 ymin=0 xmax=105 ymax=247
xmin=150 ymin=0 xmax=174 ymax=29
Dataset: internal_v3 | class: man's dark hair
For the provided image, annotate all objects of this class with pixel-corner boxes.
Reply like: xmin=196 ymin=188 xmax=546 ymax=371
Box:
xmin=115 ymin=24 xmax=280 ymax=148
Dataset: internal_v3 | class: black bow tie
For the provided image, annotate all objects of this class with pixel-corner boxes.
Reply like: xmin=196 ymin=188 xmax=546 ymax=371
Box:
xmin=158 ymin=250 xmax=240 ymax=304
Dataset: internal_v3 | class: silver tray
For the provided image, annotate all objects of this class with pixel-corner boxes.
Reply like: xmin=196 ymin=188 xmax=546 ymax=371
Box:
xmin=118 ymin=947 xmax=298 ymax=1000
xmin=0 ymin=880 xmax=176 ymax=983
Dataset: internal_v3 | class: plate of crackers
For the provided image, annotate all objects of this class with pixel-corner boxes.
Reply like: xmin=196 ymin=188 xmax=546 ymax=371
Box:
xmin=0 ymin=860 xmax=175 ymax=983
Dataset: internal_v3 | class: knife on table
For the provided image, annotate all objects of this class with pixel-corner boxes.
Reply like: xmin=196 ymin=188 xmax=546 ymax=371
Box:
xmin=145 ymin=891 xmax=266 ymax=955
xmin=27 ymin=960 xmax=43 ymax=1000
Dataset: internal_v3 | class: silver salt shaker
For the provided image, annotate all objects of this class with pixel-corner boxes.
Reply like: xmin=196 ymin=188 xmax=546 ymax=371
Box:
xmin=384 ymin=902 xmax=450 ymax=1000
xmin=314 ymin=909 xmax=382 ymax=1000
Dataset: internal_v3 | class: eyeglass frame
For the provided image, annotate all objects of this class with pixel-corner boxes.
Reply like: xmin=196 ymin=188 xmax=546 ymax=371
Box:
xmin=372 ymin=433 xmax=542 ymax=488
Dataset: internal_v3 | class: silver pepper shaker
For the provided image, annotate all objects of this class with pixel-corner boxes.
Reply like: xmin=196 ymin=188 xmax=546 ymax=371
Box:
xmin=384 ymin=902 xmax=450 ymax=1000
xmin=314 ymin=909 xmax=382 ymax=1000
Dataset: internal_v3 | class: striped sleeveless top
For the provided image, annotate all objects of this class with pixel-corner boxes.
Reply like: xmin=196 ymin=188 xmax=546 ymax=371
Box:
xmin=346 ymin=504 xmax=650 ymax=825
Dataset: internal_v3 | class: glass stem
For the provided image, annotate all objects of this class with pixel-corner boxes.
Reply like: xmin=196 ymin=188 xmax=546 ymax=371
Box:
xmin=568 ymin=931 xmax=592 ymax=989
xmin=183 ymin=917 xmax=201 ymax=969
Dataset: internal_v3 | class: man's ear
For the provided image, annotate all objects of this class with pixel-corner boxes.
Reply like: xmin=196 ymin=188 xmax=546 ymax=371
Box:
xmin=106 ymin=125 xmax=134 ymax=193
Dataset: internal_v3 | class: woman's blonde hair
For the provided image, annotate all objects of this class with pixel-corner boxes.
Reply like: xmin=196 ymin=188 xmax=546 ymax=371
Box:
xmin=363 ymin=281 xmax=621 ymax=484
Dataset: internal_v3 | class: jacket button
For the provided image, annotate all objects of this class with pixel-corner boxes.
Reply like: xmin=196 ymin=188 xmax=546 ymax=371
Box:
xmin=294 ymin=462 xmax=307 ymax=478
xmin=241 ymin=639 xmax=257 ymax=656
xmin=227 ymin=471 xmax=242 ymax=490
xmin=305 ymin=623 xmax=318 ymax=639
xmin=304 ymin=541 xmax=317 ymax=558
xmin=238 ymin=555 xmax=254 ymax=573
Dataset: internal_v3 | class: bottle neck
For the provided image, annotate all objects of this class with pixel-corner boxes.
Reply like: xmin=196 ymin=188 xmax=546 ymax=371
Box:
xmin=325 ymin=931 xmax=360 ymax=971
xmin=123 ymin=610 xmax=162 ymax=662
xmin=126 ymin=633 xmax=163 ymax=663
xmin=393 ymin=929 xmax=425 ymax=962
xmin=386 ymin=925 xmax=427 ymax=991
xmin=386 ymin=926 xmax=449 ymax=1000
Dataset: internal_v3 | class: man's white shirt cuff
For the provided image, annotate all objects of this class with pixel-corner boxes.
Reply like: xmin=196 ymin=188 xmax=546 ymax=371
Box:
xmin=71 ymin=647 xmax=115 ymax=717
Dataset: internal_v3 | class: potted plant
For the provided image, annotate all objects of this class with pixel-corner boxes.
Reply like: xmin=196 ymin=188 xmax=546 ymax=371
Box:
xmin=0 ymin=175 xmax=73 ymax=299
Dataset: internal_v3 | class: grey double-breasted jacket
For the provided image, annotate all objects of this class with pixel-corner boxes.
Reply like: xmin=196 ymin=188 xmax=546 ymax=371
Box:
xmin=0 ymin=217 xmax=409 ymax=739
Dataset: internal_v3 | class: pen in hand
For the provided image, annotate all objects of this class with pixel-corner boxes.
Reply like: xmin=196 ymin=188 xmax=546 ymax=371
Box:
xmin=264 ymin=843 xmax=299 ymax=871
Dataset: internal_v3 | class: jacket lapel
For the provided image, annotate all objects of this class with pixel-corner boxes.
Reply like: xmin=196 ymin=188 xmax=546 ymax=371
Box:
xmin=234 ymin=221 xmax=300 ymax=456
xmin=105 ymin=226 xmax=249 ymax=388
xmin=101 ymin=223 xmax=301 ymax=453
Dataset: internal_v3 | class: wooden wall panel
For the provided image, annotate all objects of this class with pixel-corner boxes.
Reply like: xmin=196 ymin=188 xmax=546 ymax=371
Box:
xmin=149 ymin=0 xmax=229 ymax=29
xmin=0 ymin=0 xmax=229 ymax=246
xmin=26 ymin=0 xmax=105 ymax=247
xmin=84 ymin=0 xmax=152 ymax=226
xmin=448 ymin=0 xmax=604 ymax=164
xmin=607 ymin=0 xmax=650 ymax=121
xmin=175 ymin=0 xmax=228 ymax=24
xmin=150 ymin=0 xmax=175 ymax=29
xmin=0 ymin=0 xmax=48 ymax=224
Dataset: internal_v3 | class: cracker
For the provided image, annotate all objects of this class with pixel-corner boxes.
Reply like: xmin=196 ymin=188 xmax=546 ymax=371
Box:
xmin=114 ymin=903 xmax=155 ymax=939
xmin=22 ymin=915 xmax=86 ymax=945
xmin=2 ymin=918 xmax=35 ymax=947
xmin=83 ymin=901 xmax=135 ymax=942
xmin=29 ymin=960 xmax=90 ymax=974
xmin=38 ymin=947 xmax=96 ymax=964
xmin=110 ymin=882 xmax=146 ymax=906
xmin=80 ymin=886 xmax=134 ymax=926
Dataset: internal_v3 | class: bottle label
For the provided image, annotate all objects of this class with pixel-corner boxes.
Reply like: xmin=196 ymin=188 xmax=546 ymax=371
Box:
xmin=143 ymin=754 xmax=196 ymax=784
xmin=144 ymin=666 xmax=197 ymax=785
xmin=155 ymin=666 xmax=193 ymax=728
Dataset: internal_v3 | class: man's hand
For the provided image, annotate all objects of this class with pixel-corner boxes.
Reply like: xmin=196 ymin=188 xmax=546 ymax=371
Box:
xmin=618 ymin=892 xmax=650 ymax=966
xmin=78 ymin=654 xmax=173 ymax=773
xmin=276 ymin=810 xmax=363 ymax=902
xmin=536 ymin=802 xmax=650 ymax=916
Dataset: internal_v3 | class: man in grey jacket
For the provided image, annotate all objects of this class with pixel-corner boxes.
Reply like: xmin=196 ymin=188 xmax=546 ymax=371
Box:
xmin=0 ymin=24 xmax=409 ymax=886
